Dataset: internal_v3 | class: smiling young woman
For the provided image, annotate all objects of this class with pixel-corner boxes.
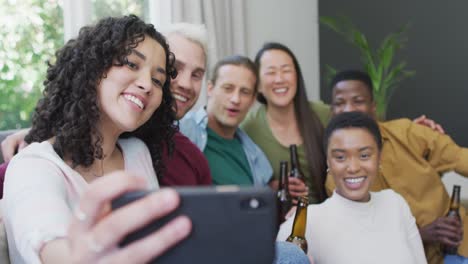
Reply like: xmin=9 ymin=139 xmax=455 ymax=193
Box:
xmin=2 ymin=15 xmax=194 ymax=264
xmin=326 ymin=121 xmax=380 ymax=203
xmin=242 ymin=42 xmax=330 ymax=204
xmin=277 ymin=111 xmax=427 ymax=264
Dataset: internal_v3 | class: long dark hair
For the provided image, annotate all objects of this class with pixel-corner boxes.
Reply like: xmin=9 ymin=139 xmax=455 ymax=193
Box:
xmin=25 ymin=15 xmax=178 ymax=177
xmin=254 ymin=42 xmax=327 ymax=202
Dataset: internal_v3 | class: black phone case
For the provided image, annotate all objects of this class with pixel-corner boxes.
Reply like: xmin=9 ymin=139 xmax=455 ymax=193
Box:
xmin=111 ymin=186 xmax=277 ymax=264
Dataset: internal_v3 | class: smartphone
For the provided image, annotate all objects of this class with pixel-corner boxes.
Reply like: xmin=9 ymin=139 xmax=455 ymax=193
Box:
xmin=111 ymin=186 xmax=277 ymax=264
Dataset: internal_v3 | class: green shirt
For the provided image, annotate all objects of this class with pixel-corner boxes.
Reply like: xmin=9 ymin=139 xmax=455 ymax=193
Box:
xmin=241 ymin=101 xmax=331 ymax=203
xmin=203 ymin=127 xmax=254 ymax=185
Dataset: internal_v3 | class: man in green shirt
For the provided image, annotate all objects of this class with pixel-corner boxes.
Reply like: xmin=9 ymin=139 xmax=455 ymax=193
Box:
xmin=180 ymin=55 xmax=275 ymax=187
xmin=204 ymin=127 xmax=253 ymax=185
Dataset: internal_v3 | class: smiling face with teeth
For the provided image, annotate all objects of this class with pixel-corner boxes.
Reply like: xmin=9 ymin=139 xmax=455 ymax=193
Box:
xmin=167 ymin=33 xmax=206 ymax=120
xmin=97 ymin=36 xmax=167 ymax=135
xmin=327 ymin=127 xmax=381 ymax=202
xmin=258 ymin=49 xmax=297 ymax=110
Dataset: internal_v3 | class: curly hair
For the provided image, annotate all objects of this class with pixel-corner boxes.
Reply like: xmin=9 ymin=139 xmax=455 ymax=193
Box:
xmin=25 ymin=15 xmax=178 ymax=177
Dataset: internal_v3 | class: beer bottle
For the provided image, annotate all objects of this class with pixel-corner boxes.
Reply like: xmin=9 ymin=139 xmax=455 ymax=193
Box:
xmin=443 ymin=185 xmax=461 ymax=255
xmin=289 ymin=144 xmax=305 ymax=182
xmin=286 ymin=196 xmax=308 ymax=253
xmin=277 ymin=161 xmax=292 ymax=224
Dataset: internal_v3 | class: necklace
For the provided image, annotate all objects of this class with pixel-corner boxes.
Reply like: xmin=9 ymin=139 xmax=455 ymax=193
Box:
xmin=86 ymin=144 xmax=122 ymax=179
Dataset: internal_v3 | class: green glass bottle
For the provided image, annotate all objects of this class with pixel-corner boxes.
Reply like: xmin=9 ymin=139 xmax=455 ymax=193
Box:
xmin=286 ymin=196 xmax=308 ymax=253
xmin=443 ymin=185 xmax=461 ymax=255
xmin=277 ymin=161 xmax=292 ymax=224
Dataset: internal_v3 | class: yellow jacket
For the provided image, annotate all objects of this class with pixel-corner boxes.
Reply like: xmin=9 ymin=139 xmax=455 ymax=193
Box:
xmin=325 ymin=119 xmax=468 ymax=264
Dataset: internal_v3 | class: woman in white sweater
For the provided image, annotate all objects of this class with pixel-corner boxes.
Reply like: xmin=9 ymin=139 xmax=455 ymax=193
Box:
xmin=3 ymin=16 xmax=191 ymax=263
xmin=277 ymin=111 xmax=427 ymax=264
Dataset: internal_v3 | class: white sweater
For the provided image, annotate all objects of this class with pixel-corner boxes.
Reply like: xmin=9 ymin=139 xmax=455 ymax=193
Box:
xmin=3 ymin=137 xmax=158 ymax=264
xmin=277 ymin=190 xmax=427 ymax=264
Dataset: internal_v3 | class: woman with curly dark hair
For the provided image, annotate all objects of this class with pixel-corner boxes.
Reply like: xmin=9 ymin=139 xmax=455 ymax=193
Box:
xmin=3 ymin=15 xmax=191 ymax=263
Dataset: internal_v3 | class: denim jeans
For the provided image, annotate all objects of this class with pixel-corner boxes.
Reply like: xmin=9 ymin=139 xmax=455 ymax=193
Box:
xmin=445 ymin=254 xmax=468 ymax=264
xmin=273 ymin=241 xmax=310 ymax=264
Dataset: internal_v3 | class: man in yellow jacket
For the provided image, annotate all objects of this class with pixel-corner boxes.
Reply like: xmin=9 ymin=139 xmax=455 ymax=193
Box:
xmin=325 ymin=70 xmax=468 ymax=264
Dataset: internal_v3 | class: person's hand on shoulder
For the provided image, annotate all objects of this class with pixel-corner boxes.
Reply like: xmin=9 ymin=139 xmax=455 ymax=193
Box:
xmin=41 ymin=171 xmax=192 ymax=264
xmin=413 ymin=115 xmax=445 ymax=134
xmin=1 ymin=128 xmax=30 ymax=162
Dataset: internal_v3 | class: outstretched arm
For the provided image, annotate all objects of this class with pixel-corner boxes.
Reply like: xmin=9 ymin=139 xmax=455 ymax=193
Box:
xmin=41 ymin=172 xmax=192 ymax=264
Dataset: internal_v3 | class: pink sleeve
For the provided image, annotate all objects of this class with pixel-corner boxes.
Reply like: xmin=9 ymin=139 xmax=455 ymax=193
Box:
xmin=0 ymin=162 xmax=7 ymax=199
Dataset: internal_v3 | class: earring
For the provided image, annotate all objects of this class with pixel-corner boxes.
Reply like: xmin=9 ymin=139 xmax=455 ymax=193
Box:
xmin=326 ymin=167 xmax=330 ymax=173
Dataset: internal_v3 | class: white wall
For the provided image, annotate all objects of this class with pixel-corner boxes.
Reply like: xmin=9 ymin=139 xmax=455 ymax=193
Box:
xmin=244 ymin=0 xmax=321 ymax=101
xmin=442 ymin=172 xmax=468 ymax=205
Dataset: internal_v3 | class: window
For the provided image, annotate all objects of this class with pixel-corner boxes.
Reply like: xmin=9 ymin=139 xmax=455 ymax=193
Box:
xmin=91 ymin=0 xmax=148 ymax=22
xmin=0 ymin=0 xmax=166 ymax=130
xmin=0 ymin=0 xmax=64 ymax=130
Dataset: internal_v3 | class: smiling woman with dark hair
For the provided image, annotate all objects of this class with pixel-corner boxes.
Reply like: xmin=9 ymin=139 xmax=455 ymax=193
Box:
xmin=278 ymin=111 xmax=426 ymax=264
xmin=24 ymin=15 xmax=177 ymax=177
xmin=242 ymin=42 xmax=330 ymax=204
xmin=2 ymin=15 xmax=192 ymax=263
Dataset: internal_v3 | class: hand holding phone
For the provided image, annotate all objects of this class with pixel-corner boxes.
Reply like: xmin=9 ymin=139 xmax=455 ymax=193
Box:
xmin=112 ymin=186 xmax=277 ymax=264
xmin=65 ymin=172 xmax=191 ymax=264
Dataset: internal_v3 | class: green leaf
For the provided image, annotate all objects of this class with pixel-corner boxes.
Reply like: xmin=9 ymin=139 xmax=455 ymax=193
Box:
xmin=320 ymin=15 xmax=356 ymax=43
xmin=373 ymin=62 xmax=384 ymax=93
xmin=378 ymin=36 xmax=396 ymax=73
xmin=383 ymin=64 xmax=415 ymax=100
xmin=383 ymin=62 xmax=407 ymax=87
xmin=365 ymin=61 xmax=378 ymax=83
xmin=324 ymin=65 xmax=338 ymax=86
xmin=353 ymin=30 xmax=369 ymax=52
xmin=319 ymin=16 xmax=342 ymax=34
xmin=321 ymin=15 xmax=414 ymax=114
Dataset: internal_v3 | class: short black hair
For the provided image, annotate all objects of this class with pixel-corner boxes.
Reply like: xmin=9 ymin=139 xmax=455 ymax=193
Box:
xmin=330 ymin=70 xmax=373 ymax=100
xmin=210 ymin=55 xmax=258 ymax=92
xmin=324 ymin=111 xmax=382 ymax=153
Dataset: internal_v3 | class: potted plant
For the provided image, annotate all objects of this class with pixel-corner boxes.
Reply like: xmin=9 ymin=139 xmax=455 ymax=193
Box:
xmin=320 ymin=16 xmax=415 ymax=120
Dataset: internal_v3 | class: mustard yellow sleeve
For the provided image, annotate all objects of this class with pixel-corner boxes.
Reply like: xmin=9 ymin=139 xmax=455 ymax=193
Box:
xmin=408 ymin=122 xmax=468 ymax=176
